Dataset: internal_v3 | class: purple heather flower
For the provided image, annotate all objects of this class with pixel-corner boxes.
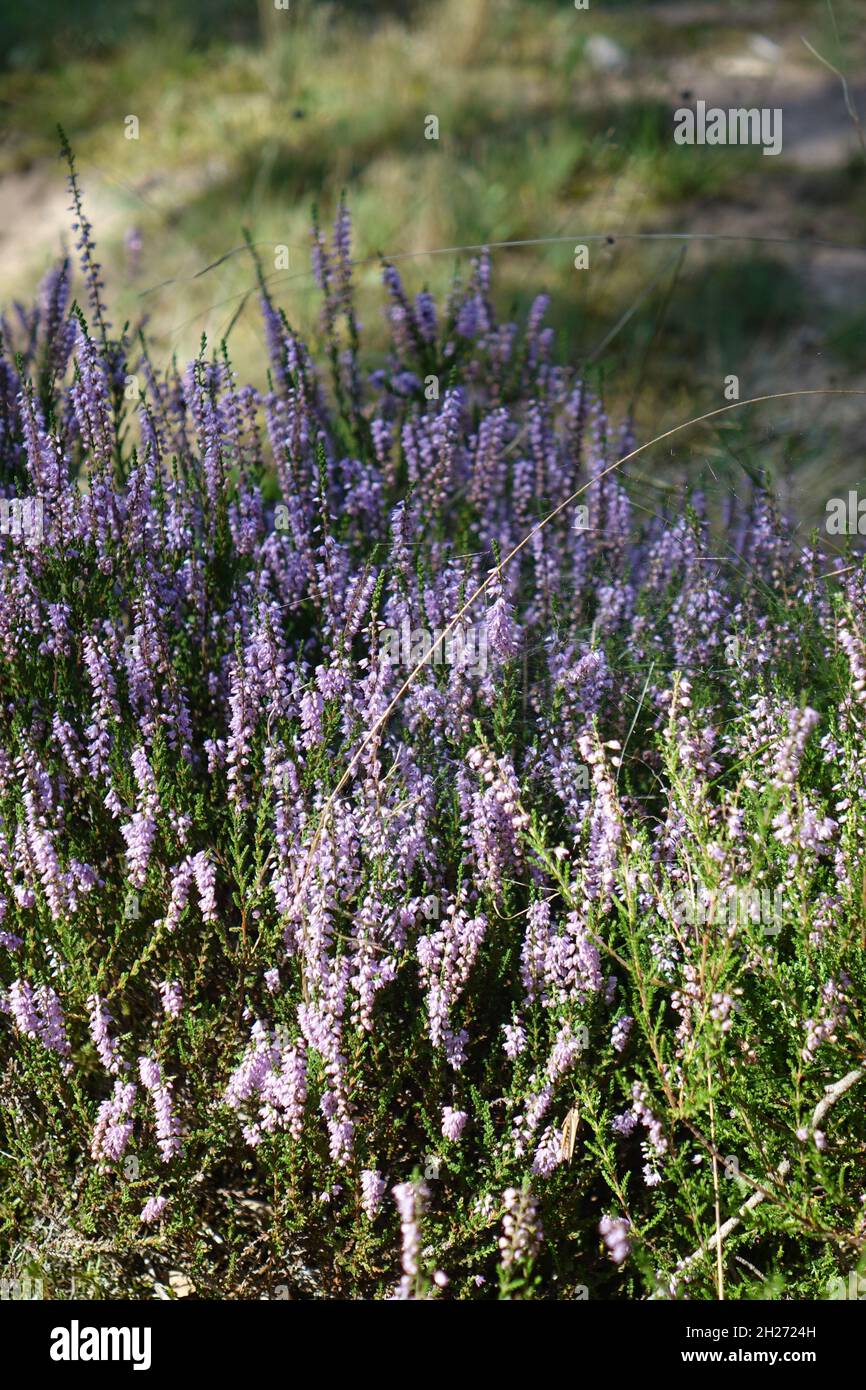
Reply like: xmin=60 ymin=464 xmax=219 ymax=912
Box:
xmin=417 ymin=903 xmax=487 ymax=1068
xmin=91 ymin=1078 xmax=137 ymax=1163
xmin=138 ymin=1055 xmax=182 ymax=1163
xmin=88 ymin=994 xmax=124 ymax=1073
xmin=611 ymin=1015 xmax=633 ymax=1053
xmin=158 ymin=980 xmax=183 ymax=1019
xmin=82 ymin=635 xmax=120 ymax=794
xmin=499 ymin=1185 xmax=542 ymax=1270
xmin=773 ymin=706 xmax=820 ymax=788
xmin=532 ymin=1124 xmax=564 ymax=1177
xmin=224 ymin=1021 xmax=308 ymax=1145
xmin=161 ymin=858 xmax=195 ymax=933
xmin=599 ymin=1214 xmax=630 ymax=1264
xmin=485 ymin=570 xmax=520 ymax=660
xmin=392 ymin=1179 xmax=429 ymax=1299
xmin=139 ymin=1194 xmax=169 ymax=1224
xmin=441 ymin=1106 xmax=468 ymax=1142
xmin=9 ymin=979 xmax=71 ymax=1068
xmin=360 ymin=1168 xmax=386 ymax=1219
xmin=802 ymin=976 xmax=848 ymax=1063
xmin=120 ymin=812 xmax=156 ymax=890
xmin=191 ymin=851 xmax=217 ymax=921
xmin=8 ymin=978 xmax=40 ymax=1035
xmin=503 ymin=1020 xmax=527 ymax=1058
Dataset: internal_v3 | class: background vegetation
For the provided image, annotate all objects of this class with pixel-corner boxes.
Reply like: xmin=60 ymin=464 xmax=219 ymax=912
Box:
xmin=1 ymin=0 xmax=865 ymax=524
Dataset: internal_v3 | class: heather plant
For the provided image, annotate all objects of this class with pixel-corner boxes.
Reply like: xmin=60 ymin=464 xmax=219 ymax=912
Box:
xmin=1 ymin=145 xmax=865 ymax=1301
